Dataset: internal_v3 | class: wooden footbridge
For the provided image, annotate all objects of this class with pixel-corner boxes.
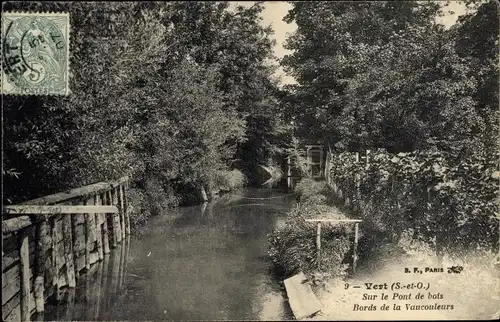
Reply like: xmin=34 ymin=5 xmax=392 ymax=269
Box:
xmin=2 ymin=176 xmax=131 ymax=321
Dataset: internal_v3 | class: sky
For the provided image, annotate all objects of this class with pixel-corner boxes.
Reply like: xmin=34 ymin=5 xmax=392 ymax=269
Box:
xmin=229 ymin=1 xmax=469 ymax=85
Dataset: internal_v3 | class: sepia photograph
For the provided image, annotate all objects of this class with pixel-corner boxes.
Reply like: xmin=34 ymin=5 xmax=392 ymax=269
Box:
xmin=2 ymin=1 xmax=499 ymax=321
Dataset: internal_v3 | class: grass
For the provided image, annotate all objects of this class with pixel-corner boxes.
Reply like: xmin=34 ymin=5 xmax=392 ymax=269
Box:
xmin=268 ymin=179 xmax=352 ymax=285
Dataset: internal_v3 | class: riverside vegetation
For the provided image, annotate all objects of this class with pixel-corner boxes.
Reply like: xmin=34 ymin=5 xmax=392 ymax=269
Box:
xmin=268 ymin=0 xmax=499 ymax=295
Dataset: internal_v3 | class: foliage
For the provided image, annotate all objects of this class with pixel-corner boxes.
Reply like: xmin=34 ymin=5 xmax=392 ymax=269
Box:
xmin=294 ymin=178 xmax=329 ymax=203
xmin=2 ymin=1 xmax=283 ymax=220
xmin=212 ymin=169 xmax=247 ymax=193
xmin=127 ymin=187 xmax=152 ymax=232
xmin=281 ymin=1 xmax=498 ymax=157
xmin=284 ymin=137 xmax=313 ymax=178
xmin=268 ymin=202 xmax=351 ymax=279
xmin=329 ymin=149 xmax=499 ymax=256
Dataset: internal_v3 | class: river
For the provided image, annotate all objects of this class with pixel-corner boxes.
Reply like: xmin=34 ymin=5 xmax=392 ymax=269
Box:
xmin=43 ymin=188 xmax=295 ymax=321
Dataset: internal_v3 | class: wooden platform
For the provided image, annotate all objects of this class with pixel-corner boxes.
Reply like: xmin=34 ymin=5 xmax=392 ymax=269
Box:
xmin=284 ymin=272 xmax=322 ymax=320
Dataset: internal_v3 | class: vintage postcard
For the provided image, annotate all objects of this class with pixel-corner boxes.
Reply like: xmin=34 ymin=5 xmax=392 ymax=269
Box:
xmin=2 ymin=1 xmax=499 ymax=321
xmin=2 ymin=12 xmax=69 ymax=95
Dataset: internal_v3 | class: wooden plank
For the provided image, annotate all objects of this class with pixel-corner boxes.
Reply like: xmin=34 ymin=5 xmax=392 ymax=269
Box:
xmin=85 ymin=198 xmax=94 ymax=271
xmin=3 ymin=279 xmax=20 ymax=307
xmin=34 ymin=219 xmax=49 ymax=313
xmin=51 ymin=217 xmax=59 ymax=291
xmin=124 ymin=185 xmax=131 ymax=235
xmin=2 ymin=216 xmax=33 ymax=235
xmin=4 ymin=205 xmax=119 ymax=216
xmin=55 ymin=218 xmax=64 ymax=242
xmin=62 ymin=215 xmax=76 ymax=287
xmin=74 ymin=214 xmax=85 ymax=225
xmin=3 ymin=263 xmax=20 ymax=289
xmin=18 ymin=177 xmax=129 ymax=206
xmin=2 ymin=235 xmax=20 ymax=271
xmin=3 ymin=234 xmax=19 ymax=253
xmin=284 ymin=272 xmax=322 ymax=320
xmin=73 ymin=225 xmax=86 ymax=253
xmin=4 ymin=303 xmax=20 ymax=322
xmin=3 ymin=293 xmax=20 ymax=321
xmin=76 ymin=254 xmax=86 ymax=273
xmin=55 ymin=242 xmax=66 ymax=270
xmin=19 ymin=233 xmax=31 ymax=321
xmin=2 ymin=266 xmax=33 ymax=305
xmin=2 ymin=252 xmax=19 ymax=272
xmin=88 ymin=251 xmax=99 ymax=266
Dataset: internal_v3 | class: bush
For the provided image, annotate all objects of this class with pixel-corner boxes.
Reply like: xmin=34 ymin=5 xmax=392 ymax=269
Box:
xmin=295 ymin=178 xmax=330 ymax=203
xmin=212 ymin=169 xmax=247 ymax=192
xmin=268 ymin=202 xmax=351 ymax=280
xmin=127 ymin=188 xmax=151 ymax=232
xmin=128 ymin=177 xmax=179 ymax=232
xmin=329 ymin=150 xmax=499 ymax=256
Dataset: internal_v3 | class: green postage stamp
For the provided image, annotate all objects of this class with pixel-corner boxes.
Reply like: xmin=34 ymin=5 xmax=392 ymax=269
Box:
xmin=2 ymin=12 xmax=70 ymax=95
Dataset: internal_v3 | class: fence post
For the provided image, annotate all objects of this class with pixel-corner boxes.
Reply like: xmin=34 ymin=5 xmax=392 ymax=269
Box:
xmin=20 ymin=231 xmax=31 ymax=321
xmin=353 ymin=222 xmax=359 ymax=275
xmin=119 ymin=185 xmax=126 ymax=240
xmin=85 ymin=197 xmax=94 ymax=270
xmin=316 ymin=223 xmax=322 ymax=270
xmin=287 ymin=156 xmax=292 ymax=191
xmin=34 ymin=220 xmax=49 ymax=312
xmin=107 ymin=190 xmax=118 ymax=248
xmin=62 ymin=214 xmax=76 ymax=288
xmin=111 ymin=188 xmax=121 ymax=245
xmin=124 ymin=183 xmax=131 ymax=235
xmin=365 ymin=150 xmax=370 ymax=170
xmin=51 ymin=217 xmax=59 ymax=292
xmin=94 ymin=194 xmax=104 ymax=261
xmin=427 ymin=186 xmax=443 ymax=268
xmin=101 ymin=192 xmax=111 ymax=254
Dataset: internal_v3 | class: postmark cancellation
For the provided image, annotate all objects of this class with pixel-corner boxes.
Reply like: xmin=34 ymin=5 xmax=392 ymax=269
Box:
xmin=2 ymin=12 xmax=70 ymax=96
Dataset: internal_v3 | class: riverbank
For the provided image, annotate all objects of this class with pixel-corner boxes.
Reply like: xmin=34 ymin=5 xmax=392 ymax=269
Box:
xmin=128 ymin=169 xmax=248 ymax=233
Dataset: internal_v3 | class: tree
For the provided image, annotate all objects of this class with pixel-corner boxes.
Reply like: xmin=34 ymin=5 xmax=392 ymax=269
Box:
xmin=280 ymin=0 xmax=497 ymax=160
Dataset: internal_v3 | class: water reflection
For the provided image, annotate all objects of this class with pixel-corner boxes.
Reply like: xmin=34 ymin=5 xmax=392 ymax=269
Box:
xmin=44 ymin=188 xmax=295 ymax=321
xmin=43 ymin=235 xmax=131 ymax=321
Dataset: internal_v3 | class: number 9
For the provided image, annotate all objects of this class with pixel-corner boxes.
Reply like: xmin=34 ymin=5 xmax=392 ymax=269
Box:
xmin=344 ymin=283 xmax=349 ymax=289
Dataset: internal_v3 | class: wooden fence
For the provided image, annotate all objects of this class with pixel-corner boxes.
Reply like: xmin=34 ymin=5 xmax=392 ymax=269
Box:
xmin=2 ymin=176 xmax=131 ymax=321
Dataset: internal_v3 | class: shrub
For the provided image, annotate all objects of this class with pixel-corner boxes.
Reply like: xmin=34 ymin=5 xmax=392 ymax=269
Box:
xmin=268 ymin=202 xmax=351 ymax=280
xmin=127 ymin=187 xmax=151 ymax=232
xmin=128 ymin=177 xmax=179 ymax=231
xmin=295 ymin=178 xmax=330 ymax=203
xmin=212 ymin=169 xmax=247 ymax=192
xmin=329 ymin=150 xmax=499 ymax=256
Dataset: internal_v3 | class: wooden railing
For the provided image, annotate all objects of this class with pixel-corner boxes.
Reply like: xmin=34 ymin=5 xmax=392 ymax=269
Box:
xmin=2 ymin=176 xmax=131 ymax=321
